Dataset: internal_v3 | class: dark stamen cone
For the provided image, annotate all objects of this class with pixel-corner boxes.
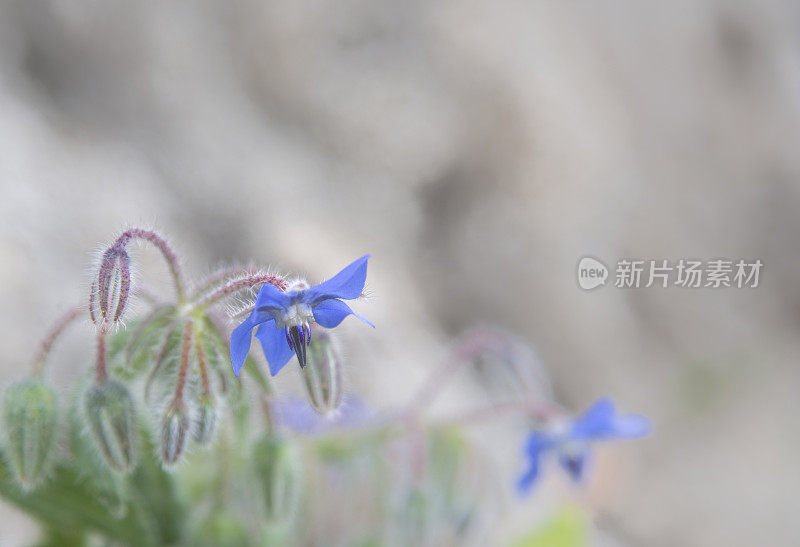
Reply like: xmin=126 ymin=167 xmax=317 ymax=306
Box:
xmin=288 ymin=326 xmax=307 ymax=368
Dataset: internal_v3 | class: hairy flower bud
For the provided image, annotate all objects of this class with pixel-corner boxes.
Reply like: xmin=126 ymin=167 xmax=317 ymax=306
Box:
xmin=301 ymin=330 xmax=344 ymax=414
xmin=84 ymin=380 xmax=138 ymax=472
xmin=192 ymin=394 xmax=217 ymax=446
xmin=160 ymin=401 xmax=190 ymax=465
xmin=93 ymin=246 xmax=132 ymax=327
xmin=252 ymin=435 xmax=300 ymax=527
xmin=463 ymin=327 xmax=552 ymax=402
xmin=1 ymin=381 xmax=58 ymax=489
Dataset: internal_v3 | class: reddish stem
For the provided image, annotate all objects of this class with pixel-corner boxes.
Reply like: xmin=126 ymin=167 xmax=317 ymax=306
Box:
xmin=407 ymin=327 xmax=523 ymax=413
xmin=95 ymin=328 xmax=108 ymax=384
xmin=173 ymin=320 xmax=194 ymax=402
xmin=191 ymin=266 xmax=261 ymax=298
xmin=432 ymin=400 xmax=563 ymax=429
xmin=115 ymin=228 xmax=186 ymax=300
xmin=194 ymin=273 xmax=287 ymax=309
xmin=32 ymin=307 xmax=83 ymax=376
xmin=195 ymin=329 xmax=212 ymax=396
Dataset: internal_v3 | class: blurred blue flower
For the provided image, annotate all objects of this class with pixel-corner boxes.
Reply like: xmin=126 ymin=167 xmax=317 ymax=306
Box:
xmin=517 ymin=397 xmax=650 ymax=495
xmin=273 ymin=395 xmax=372 ymax=435
xmin=230 ymin=255 xmax=373 ymax=377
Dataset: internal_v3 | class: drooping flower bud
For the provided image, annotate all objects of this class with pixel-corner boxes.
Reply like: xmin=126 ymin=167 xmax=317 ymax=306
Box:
xmin=93 ymin=245 xmax=132 ymax=327
xmin=192 ymin=394 xmax=217 ymax=446
xmin=252 ymin=435 xmax=301 ymax=527
xmin=84 ymin=380 xmax=138 ymax=472
xmin=301 ymin=329 xmax=344 ymax=414
xmin=462 ymin=327 xmax=552 ymax=402
xmin=1 ymin=380 xmax=58 ymax=490
xmin=160 ymin=401 xmax=190 ymax=465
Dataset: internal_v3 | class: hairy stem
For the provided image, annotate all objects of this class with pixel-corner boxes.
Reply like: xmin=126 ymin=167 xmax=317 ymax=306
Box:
xmin=95 ymin=328 xmax=108 ymax=384
xmin=31 ymin=307 xmax=83 ymax=377
xmin=194 ymin=328 xmax=212 ymax=397
xmin=407 ymin=327 xmax=520 ymax=413
xmin=260 ymin=395 xmax=275 ymax=434
xmin=193 ymin=273 xmax=287 ymax=310
xmin=191 ymin=266 xmax=260 ymax=299
xmin=115 ymin=228 xmax=186 ymax=301
xmin=173 ymin=321 xmax=194 ymax=403
xmin=431 ymin=400 xmax=563 ymax=429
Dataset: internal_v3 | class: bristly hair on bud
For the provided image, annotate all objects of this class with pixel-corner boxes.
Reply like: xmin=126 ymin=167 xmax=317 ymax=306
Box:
xmin=83 ymin=379 xmax=138 ymax=473
xmin=90 ymin=244 xmax=132 ymax=329
xmin=1 ymin=380 xmax=59 ymax=490
xmin=192 ymin=394 xmax=217 ymax=446
xmin=302 ymin=328 xmax=345 ymax=414
xmin=160 ymin=401 xmax=190 ymax=465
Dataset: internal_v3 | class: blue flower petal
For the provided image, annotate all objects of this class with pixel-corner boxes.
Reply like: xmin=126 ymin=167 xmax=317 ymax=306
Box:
xmin=255 ymin=321 xmax=296 ymax=376
xmin=516 ymin=432 xmax=557 ymax=496
xmin=516 ymin=463 xmax=541 ymax=496
xmin=571 ymin=397 xmax=651 ymax=441
xmin=312 ymin=298 xmax=374 ymax=328
xmin=230 ymin=324 xmax=252 ymax=378
xmin=304 ymin=255 xmax=370 ymax=304
xmin=609 ymin=414 xmax=652 ymax=438
xmin=274 ymin=395 xmax=372 ymax=434
xmin=230 ymin=312 xmax=263 ymax=377
xmin=254 ymin=282 xmax=292 ymax=314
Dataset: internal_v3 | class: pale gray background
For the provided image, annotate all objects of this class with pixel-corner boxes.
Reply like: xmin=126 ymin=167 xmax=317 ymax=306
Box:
xmin=1 ymin=1 xmax=799 ymax=545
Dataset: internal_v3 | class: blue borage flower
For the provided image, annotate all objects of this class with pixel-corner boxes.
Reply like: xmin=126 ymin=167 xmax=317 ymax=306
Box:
xmin=517 ymin=397 xmax=650 ymax=495
xmin=272 ymin=395 xmax=372 ymax=435
xmin=230 ymin=255 xmax=373 ymax=377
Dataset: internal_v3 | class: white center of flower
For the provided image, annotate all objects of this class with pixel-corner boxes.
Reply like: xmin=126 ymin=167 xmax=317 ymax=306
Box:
xmin=277 ymin=301 xmax=314 ymax=328
xmin=545 ymin=418 xmax=588 ymax=457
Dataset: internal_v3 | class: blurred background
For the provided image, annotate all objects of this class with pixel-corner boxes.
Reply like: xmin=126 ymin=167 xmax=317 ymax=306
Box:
xmin=1 ymin=1 xmax=799 ymax=545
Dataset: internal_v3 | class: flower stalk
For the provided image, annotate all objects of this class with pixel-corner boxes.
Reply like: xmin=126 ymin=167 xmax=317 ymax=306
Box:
xmin=114 ymin=228 xmax=186 ymax=301
xmin=173 ymin=320 xmax=194 ymax=403
xmin=95 ymin=327 xmax=109 ymax=385
xmin=31 ymin=306 xmax=82 ymax=377
xmin=193 ymin=273 xmax=288 ymax=310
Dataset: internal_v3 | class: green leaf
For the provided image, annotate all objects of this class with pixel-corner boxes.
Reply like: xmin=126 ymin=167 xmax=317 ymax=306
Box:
xmin=509 ymin=507 xmax=588 ymax=547
xmin=0 ymin=457 xmax=155 ymax=545
xmin=0 ymin=414 xmax=187 ymax=546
